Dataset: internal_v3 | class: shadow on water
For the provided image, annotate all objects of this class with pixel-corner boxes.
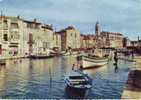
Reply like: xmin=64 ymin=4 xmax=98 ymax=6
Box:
xmin=64 ymin=86 xmax=88 ymax=99
xmin=114 ymin=63 xmax=119 ymax=73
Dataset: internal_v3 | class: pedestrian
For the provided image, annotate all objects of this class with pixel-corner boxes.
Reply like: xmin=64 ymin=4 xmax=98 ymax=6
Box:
xmin=131 ymin=50 xmax=134 ymax=58
xmin=80 ymin=64 xmax=83 ymax=70
xmin=72 ymin=64 xmax=75 ymax=70
xmin=114 ymin=50 xmax=118 ymax=65
xmin=114 ymin=63 xmax=118 ymax=73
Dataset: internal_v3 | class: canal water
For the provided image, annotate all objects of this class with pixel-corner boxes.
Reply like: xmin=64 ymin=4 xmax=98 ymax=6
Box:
xmin=0 ymin=56 xmax=135 ymax=99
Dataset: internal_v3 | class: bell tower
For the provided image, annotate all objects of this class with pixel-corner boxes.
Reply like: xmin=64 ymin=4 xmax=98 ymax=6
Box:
xmin=95 ymin=21 xmax=100 ymax=36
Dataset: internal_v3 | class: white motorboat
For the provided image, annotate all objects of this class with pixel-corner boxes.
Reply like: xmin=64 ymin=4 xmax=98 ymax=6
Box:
xmin=77 ymin=55 xmax=109 ymax=69
xmin=65 ymin=70 xmax=92 ymax=97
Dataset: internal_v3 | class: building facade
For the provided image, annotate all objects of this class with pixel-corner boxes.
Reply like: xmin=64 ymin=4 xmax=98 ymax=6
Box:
xmin=0 ymin=16 xmax=126 ymax=59
xmin=0 ymin=15 xmax=59 ymax=59
xmin=0 ymin=16 xmax=25 ymax=58
xmin=57 ymin=26 xmax=81 ymax=51
xmin=123 ymin=37 xmax=131 ymax=47
xmin=54 ymin=32 xmax=61 ymax=51
xmin=80 ymin=34 xmax=96 ymax=49
xmin=100 ymin=32 xmax=123 ymax=48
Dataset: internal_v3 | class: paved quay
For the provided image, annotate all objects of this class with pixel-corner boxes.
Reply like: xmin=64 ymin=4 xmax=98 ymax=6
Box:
xmin=122 ymin=57 xmax=141 ymax=99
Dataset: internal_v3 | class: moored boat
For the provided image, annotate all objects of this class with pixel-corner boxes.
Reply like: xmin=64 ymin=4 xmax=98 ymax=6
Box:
xmin=0 ymin=59 xmax=6 ymax=65
xmin=77 ymin=55 xmax=109 ymax=69
xmin=65 ymin=70 xmax=92 ymax=97
xmin=29 ymin=54 xmax=54 ymax=59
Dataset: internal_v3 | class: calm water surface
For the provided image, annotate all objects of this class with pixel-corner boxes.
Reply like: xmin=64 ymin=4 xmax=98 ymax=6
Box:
xmin=0 ymin=56 xmax=135 ymax=99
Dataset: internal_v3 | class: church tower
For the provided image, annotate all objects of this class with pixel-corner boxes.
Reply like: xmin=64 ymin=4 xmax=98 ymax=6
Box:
xmin=95 ymin=21 xmax=104 ymax=48
xmin=95 ymin=21 xmax=101 ymax=36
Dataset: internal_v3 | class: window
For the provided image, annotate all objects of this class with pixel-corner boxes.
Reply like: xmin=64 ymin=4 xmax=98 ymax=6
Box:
xmin=35 ymin=24 xmax=40 ymax=29
xmin=27 ymin=23 xmax=33 ymax=28
xmin=3 ymin=34 xmax=8 ymax=41
xmin=43 ymin=42 xmax=47 ymax=48
xmin=75 ymin=34 xmax=77 ymax=38
xmin=29 ymin=33 xmax=33 ymax=43
xmin=11 ymin=23 xmax=19 ymax=29
xmin=3 ymin=20 xmax=8 ymax=29
xmin=10 ymin=32 xmax=20 ymax=40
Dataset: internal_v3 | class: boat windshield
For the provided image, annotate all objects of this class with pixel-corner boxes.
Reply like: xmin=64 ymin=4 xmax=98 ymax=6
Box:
xmin=72 ymin=81 xmax=89 ymax=85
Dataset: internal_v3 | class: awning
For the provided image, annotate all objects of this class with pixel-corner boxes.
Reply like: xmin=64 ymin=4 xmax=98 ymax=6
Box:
xmin=0 ymin=49 xmax=7 ymax=51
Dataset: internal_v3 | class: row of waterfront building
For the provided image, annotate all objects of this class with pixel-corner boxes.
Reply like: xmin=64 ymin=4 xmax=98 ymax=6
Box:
xmin=0 ymin=15 xmax=138 ymax=59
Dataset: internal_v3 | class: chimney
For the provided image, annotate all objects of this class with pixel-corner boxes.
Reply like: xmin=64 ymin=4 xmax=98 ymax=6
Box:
xmin=17 ymin=15 xmax=20 ymax=19
xmin=34 ymin=18 xmax=37 ymax=23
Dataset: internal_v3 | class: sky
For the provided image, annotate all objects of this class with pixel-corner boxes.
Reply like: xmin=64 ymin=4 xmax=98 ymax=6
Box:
xmin=0 ymin=0 xmax=141 ymax=40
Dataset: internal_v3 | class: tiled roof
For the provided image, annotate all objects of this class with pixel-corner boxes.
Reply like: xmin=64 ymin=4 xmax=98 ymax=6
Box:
xmin=42 ymin=24 xmax=53 ymax=30
xmin=0 ymin=16 xmax=20 ymax=21
xmin=57 ymin=26 xmax=76 ymax=33
xmin=23 ymin=20 xmax=41 ymax=24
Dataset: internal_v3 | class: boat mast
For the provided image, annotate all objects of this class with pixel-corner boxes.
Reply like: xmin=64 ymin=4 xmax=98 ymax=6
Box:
xmin=49 ymin=65 xmax=52 ymax=97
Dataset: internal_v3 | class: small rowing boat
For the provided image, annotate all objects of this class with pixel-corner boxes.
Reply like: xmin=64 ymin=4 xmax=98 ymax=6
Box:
xmin=65 ymin=70 xmax=92 ymax=97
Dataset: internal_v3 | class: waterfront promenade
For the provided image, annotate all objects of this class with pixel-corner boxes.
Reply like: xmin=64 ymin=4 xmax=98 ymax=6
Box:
xmin=122 ymin=57 xmax=141 ymax=99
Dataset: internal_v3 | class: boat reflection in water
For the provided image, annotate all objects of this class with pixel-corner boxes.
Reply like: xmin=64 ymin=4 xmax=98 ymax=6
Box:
xmin=65 ymin=85 xmax=88 ymax=99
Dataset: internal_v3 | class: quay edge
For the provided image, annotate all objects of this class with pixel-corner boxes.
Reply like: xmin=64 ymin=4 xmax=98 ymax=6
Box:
xmin=121 ymin=57 xmax=141 ymax=99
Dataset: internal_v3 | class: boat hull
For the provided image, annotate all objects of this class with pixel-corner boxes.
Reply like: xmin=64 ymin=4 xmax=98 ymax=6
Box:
xmin=29 ymin=55 xmax=54 ymax=59
xmin=81 ymin=56 xmax=108 ymax=68
xmin=65 ymin=85 xmax=90 ymax=98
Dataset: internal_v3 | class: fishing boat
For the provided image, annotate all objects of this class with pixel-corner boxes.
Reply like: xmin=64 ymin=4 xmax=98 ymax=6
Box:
xmin=65 ymin=70 xmax=92 ymax=97
xmin=79 ymin=55 xmax=109 ymax=69
xmin=29 ymin=49 xmax=56 ymax=59
xmin=77 ymin=23 xmax=110 ymax=69
xmin=29 ymin=54 xmax=54 ymax=59
xmin=77 ymin=50 xmax=109 ymax=69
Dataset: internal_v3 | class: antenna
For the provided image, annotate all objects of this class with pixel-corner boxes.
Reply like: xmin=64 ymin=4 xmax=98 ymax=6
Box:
xmin=138 ymin=36 xmax=140 ymax=41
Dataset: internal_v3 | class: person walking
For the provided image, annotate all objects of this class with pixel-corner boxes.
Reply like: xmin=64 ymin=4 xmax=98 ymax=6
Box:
xmin=114 ymin=50 xmax=118 ymax=65
xmin=114 ymin=50 xmax=119 ymax=73
xmin=79 ymin=64 xmax=83 ymax=70
xmin=72 ymin=64 xmax=75 ymax=70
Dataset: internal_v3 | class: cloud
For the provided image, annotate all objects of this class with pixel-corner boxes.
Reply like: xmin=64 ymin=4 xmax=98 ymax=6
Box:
xmin=0 ymin=0 xmax=141 ymax=40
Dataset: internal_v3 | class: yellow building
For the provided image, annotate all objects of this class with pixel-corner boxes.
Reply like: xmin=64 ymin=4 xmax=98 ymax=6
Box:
xmin=23 ymin=19 xmax=55 ymax=56
xmin=0 ymin=15 xmax=58 ymax=59
xmin=54 ymin=32 xmax=61 ymax=51
xmin=80 ymin=34 xmax=96 ymax=49
xmin=0 ymin=16 xmax=25 ymax=58
xmin=57 ymin=26 xmax=81 ymax=51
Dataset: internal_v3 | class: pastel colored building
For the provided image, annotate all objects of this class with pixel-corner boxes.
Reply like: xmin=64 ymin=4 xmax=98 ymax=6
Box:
xmin=0 ymin=16 xmax=25 ymax=58
xmin=100 ymin=32 xmax=123 ymax=48
xmin=57 ymin=26 xmax=81 ymax=51
xmin=80 ymin=34 xmax=96 ymax=49
xmin=0 ymin=15 xmax=59 ymax=59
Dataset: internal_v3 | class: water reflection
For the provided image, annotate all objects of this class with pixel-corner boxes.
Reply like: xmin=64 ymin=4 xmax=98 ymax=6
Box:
xmin=0 ymin=56 xmax=135 ymax=99
xmin=114 ymin=63 xmax=119 ymax=73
